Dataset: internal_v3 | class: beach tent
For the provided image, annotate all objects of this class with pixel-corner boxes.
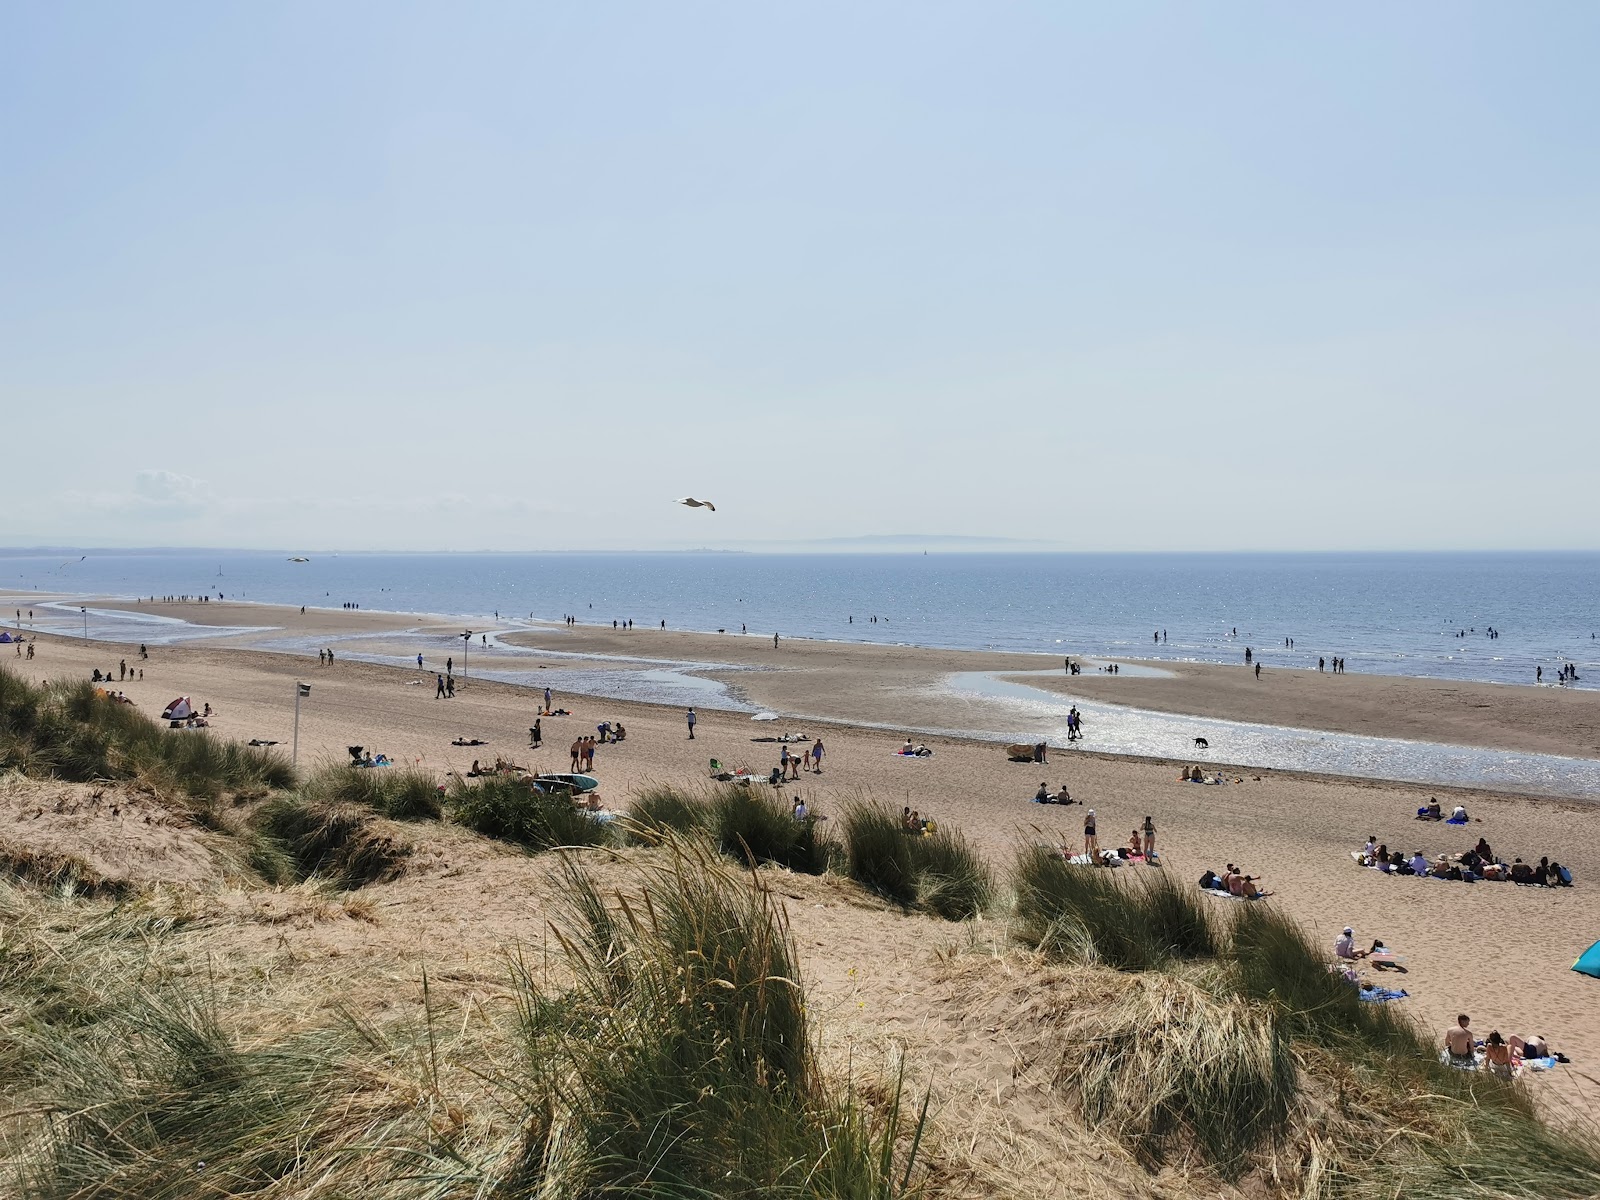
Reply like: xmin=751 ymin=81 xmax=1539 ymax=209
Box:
xmin=1576 ymin=941 xmax=1600 ymax=979
xmin=0 ymin=632 xmax=13 ymax=643
xmin=161 ymin=696 xmax=193 ymax=720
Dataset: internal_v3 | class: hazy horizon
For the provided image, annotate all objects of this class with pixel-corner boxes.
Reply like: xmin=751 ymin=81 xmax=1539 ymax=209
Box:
xmin=5 ymin=4 xmax=1597 ymax=552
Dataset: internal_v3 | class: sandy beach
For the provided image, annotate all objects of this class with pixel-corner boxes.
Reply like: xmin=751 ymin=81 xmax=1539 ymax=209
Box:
xmin=6 ymin=601 xmax=1599 ymax=1126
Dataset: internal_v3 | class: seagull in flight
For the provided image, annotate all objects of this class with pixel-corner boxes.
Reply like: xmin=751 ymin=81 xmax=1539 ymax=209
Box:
xmin=675 ymin=497 xmax=716 ymax=512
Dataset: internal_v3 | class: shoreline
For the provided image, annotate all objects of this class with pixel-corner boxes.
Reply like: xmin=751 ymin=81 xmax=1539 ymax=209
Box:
xmin=7 ymin=595 xmax=1599 ymax=786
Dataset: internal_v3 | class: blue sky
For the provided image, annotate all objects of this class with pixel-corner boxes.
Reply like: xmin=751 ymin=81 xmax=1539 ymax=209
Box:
xmin=3 ymin=3 xmax=1596 ymax=551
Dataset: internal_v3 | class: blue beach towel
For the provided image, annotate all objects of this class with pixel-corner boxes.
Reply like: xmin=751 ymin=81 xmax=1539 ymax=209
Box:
xmin=1358 ymin=987 xmax=1409 ymax=1003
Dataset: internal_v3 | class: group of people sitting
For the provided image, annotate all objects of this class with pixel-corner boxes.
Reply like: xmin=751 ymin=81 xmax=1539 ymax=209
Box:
xmin=1177 ymin=764 xmax=1227 ymax=784
xmin=1356 ymin=836 xmax=1573 ymax=886
xmin=1032 ymin=781 xmax=1075 ymax=804
xmin=901 ymin=806 xmax=939 ymax=835
xmin=1414 ymin=799 xmax=1470 ymax=824
xmin=1198 ymin=863 xmax=1270 ymax=898
xmin=1334 ymin=925 xmax=1403 ymax=969
xmin=1443 ymin=1015 xmax=1564 ymax=1077
xmin=595 ymin=721 xmax=627 ymax=743
xmin=898 ymin=740 xmax=934 ymax=757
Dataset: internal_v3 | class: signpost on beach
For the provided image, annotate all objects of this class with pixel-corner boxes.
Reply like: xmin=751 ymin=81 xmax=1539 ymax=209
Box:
xmin=80 ymin=607 xmax=88 ymax=640
xmin=293 ymin=682 xmax=310 ymax=766
xmin=461 ymin=630 xmax=472 ymax=681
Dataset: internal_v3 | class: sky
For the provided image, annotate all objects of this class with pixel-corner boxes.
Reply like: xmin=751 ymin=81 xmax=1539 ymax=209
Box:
xmin=2 ymin=2 xmax=1597 ymax=552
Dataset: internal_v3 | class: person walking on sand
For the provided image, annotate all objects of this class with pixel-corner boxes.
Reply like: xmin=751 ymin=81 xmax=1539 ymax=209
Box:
xmin=544 ymin=686 xmax=553 ymax=714
xmin=119 ymin=659 xmax=126 ymax=681
xmin=686 ymin=707 xmax=697 ymax=739
xmin=1254 ymin=662 xmax=1261 ymax=679
xmin=417 ymin=653 xmax=423 ymax=670
xmin=436 ymin=673 xmax=447 ymax=698
xmin=446 ymin=674 xmax=455 ymax=698
xmin=810 ymin=738 xmax=825 ymax=773
xmin=1084 ymin=809 xmax=1100 ymax=862
xmin=773 ymin=632 xmax=780 ymax=648
xmin=780 ymin=744 xmax=791 ymax=777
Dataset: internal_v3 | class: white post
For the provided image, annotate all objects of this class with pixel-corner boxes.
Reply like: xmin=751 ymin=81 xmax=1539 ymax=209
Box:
xmin=81 ymin=607 xmax=88 ymax=640
xmin=293 ymin=682 xmax=303 ymax=767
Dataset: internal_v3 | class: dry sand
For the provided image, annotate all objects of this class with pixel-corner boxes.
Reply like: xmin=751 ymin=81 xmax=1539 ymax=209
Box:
xmin=7 ymin=604 xmax=1600 ymax=1124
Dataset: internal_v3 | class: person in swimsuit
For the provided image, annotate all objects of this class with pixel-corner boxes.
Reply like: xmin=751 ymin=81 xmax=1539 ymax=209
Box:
xmin=1083 ymin=809 xmax=1099 ymax=861
xmin=1444 ymin=1015 xmax=1475 ymax=1066
xmin=1483 ymin=1031 xmax=1513 ymax=1079
xmin=1142 ymin=815 xmax=1156 ymax=857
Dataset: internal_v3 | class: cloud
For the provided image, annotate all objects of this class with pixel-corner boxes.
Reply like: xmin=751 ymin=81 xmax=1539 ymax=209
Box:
xmin=131 ymin=470 xmax=213 ymax=516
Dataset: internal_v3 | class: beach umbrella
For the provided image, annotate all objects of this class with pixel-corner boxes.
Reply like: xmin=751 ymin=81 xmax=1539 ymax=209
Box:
xmin=1575 ymin=941 xmax=1600 ymax=979
xmin=752 ymin=711 xmax=779 ymax=721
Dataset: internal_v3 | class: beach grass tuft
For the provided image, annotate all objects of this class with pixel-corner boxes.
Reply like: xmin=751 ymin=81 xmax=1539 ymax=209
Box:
xmin=626 ymin=781 xmax=710 ymax=839
xmin=446 ymin=773 xmax=615 ymax=852
xmin=1013 ymin=844 xmax=1215 ymax=967
xmin=502 ymin=836 xmax=927 ymax=1195
xmin=1065 ymin=970 xmax=1297 ymax=1175
xmin=707 ymin=783 xmax=834 ymax=873
xmin=840 ymin=801 xmax=993 ymax=920
xmin=252 ymin=797 xmax=410 ymax=888
xmin=298 ymin=761 xmax=442 ymax=820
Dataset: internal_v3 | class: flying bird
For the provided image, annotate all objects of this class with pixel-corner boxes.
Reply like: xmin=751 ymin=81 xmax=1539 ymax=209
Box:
xmin=675 ymin=497 xmax=716 ymax=512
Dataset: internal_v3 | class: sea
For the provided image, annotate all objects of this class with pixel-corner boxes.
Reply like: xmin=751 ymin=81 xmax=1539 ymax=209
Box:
xmin=3 ymin=550 xmax=1596 ymax=683
xmin=5 ymin=550 xmax=1599 ymax=797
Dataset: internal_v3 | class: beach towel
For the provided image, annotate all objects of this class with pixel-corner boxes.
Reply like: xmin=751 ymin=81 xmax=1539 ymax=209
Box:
xmin=1446 ymin=815 xmax=1469 ymax=825
xmin=1200 ymin=887 xmax=1266 ymax=901
xmin=1357 ymin=987 xmax=1409 ymax=1003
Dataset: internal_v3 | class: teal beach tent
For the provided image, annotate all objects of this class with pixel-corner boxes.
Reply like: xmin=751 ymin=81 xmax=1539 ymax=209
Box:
xmin=1576 ymin=942 xmax=1600 ymax=979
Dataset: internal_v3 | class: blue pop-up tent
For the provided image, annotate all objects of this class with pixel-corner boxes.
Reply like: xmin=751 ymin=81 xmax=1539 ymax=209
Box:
xmin=1576 ymin=942 xmax=1600 ymax=979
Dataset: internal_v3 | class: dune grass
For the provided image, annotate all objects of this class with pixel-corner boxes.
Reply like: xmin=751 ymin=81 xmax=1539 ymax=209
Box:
xmin=503 ymin=838 xmax=927 ymax=1196
xmin=708 ymin=783 xmax=834 ymax=873
xmin=841 ymin=801 xmax=993 ymax=920
xmin=1066 ymin=971 xmax=1297 ymax=1174
xmin=1 ymin=837 xmax=928 ymax=1199
xmin=626 ymin=781 xmax=710 ymax=838
xmin=0 ymin=668 xmax=293 ymax=802
xmin=626 ymin=783 xmax=835 ymax=874
xmin=1013 ymin=844 xmax=1215 ymax=968
xmin=252 ymin=797 xmax=411 ymax=889
xmin=298 ymin=761 xmax=442 ymax=820
xmin=446 ymin=773 xmax=615 ymax=852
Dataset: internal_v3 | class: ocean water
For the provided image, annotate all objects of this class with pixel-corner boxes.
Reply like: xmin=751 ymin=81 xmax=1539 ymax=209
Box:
xmin=3 ymin=550 xmax=1596 ymax=685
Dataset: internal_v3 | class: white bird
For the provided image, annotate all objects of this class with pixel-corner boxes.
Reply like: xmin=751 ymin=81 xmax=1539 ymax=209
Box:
xmin=675 ymin=497 xmax=716 ymax=512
